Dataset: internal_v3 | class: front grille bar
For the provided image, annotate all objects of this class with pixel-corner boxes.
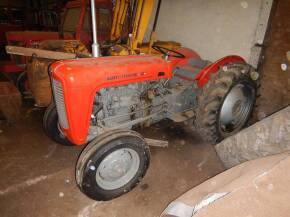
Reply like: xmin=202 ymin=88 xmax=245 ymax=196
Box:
xmin=52 ymin=79 xmax=69 ymax=129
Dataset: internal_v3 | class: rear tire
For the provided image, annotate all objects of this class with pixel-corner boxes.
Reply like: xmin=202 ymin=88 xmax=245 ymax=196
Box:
xmin=195 ymin=63 xmax=257 ymax=144
xmin=76 ymin=129 xmax=150 ymax=201
xmin=43 ymin=103 xmax=74 ymax=146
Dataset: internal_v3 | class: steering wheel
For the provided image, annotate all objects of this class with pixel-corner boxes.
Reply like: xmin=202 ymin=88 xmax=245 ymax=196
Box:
xmin=152 ymin=45 xmax=185 ymax=58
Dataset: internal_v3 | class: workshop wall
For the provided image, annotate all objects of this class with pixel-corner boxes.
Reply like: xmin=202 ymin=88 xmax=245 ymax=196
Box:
xmin=152 ymin=0 xmax=264 ymax=62
xmin=152 ymin=0 xmax=290 ymax=119
xmin=256 ymin=0 xmax=290 ymax=118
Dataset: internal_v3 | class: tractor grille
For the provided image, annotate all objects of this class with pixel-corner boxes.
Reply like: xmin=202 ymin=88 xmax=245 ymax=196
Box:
xmin=52 ymin=79 xmax=69 ymax=129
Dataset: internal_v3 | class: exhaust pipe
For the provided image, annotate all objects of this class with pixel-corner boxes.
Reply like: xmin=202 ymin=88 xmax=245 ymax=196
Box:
xmin=90 ymin=0 xmax=100 ymax=57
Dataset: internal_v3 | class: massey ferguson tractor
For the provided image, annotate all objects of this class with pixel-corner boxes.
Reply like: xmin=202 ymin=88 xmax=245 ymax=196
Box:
xmin=43 ymin=0 xmax=258 ymax=201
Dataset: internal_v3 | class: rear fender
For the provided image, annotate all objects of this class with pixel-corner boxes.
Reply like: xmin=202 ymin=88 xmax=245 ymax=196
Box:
xmin=195 ymin=55 xmax=246 ymax=87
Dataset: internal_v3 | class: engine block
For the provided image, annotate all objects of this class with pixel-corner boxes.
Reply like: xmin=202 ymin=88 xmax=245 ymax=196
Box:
xmin=101 ymin=83 xmax=148 ymax=126
xmin=87 ymin=80 xmax=198 ymax=142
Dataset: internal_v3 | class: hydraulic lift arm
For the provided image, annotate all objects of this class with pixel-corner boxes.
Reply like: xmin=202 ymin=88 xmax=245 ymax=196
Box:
xmin=109 ymin=0 xmax=155 ymax=55
xmin=129 ymin=0 xmax=155 ymax=50
xmin=109 ymin=0 xmax=180 ymax=55
xmin=110 ymin=0 xmax=130 ymax=41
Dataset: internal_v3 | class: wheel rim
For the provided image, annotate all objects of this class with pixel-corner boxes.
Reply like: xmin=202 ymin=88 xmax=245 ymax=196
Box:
xmin=95 ymin=148 xmax=140 ymax=190
xmin=219 ymin=82 xmax=255 ymax=134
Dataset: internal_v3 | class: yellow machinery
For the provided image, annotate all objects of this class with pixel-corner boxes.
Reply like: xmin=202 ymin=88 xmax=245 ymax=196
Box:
xmin=110 ymin=0 xmax=130 ymax=41
xmin=109 ymin=0 xmax=181 ymax=56
xmin=130 ymin=0 xmax=155 ymax=51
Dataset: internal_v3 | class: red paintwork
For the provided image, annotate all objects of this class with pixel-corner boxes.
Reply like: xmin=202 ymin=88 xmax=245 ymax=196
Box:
xmin=4 ymin=0 xmax=113 ymax=73
xmin=0 ymin=61 xmax=24 ymax=73
xmin=170 ymin=55 xmax=246 ymax=85
xmin=195 ymin=55 xmax=245 ymax=87
xmin=61 ymin=0 xmax=113 ymax=45
xmin=0 ymin=24 xmax=23 ymax=46
xmin=52 ymin=55 xmax=172 ymax=144
xmin=6 ymin=31 xmax=74 ymax=46
xmin=168 ymin=47 xmax=201 ymax=66
xmin=52 ymin=48 xmax=246 ymax=145
xmin=6 ymin=0 xmax=112 ymax=47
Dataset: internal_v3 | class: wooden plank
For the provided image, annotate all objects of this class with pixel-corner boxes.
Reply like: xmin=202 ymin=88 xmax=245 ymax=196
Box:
xmin=5 ymin=46 xmax=76 ymax=60
xmin=287 ymin=51 xmax=290 ymax=62
xmin=145 ymin=138 xmax=168 ymax=148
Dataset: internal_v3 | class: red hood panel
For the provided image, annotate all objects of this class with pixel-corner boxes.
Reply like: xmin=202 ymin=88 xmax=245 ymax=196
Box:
xmin=51 ymin=55 xmax=172 ymax=145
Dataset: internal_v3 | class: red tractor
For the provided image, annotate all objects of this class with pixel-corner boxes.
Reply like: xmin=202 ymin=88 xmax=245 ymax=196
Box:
xmin=44 ymin=1 xmax=258 ymax=201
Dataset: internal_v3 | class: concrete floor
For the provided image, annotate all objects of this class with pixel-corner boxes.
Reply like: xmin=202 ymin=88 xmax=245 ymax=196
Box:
xmin=0 ymin=109 xmax=224 ymax=217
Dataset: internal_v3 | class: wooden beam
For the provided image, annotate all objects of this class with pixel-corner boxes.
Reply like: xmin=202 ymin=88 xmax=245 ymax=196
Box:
xmin=145 ymin=138 xmax=168 ymax=148
xmin=287 ymin=51 xmax=290 ymax=62
xmin=6 ymin=46 xmax=76 ymax=60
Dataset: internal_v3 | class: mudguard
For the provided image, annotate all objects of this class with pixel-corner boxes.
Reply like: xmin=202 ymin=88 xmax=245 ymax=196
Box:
xmin=195 ymin=55 xmax=246 ymax=87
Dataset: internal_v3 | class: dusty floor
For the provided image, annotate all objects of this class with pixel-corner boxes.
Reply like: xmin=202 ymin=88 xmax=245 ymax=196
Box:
xmin=0 ymin=109 xmax=224 ymax=217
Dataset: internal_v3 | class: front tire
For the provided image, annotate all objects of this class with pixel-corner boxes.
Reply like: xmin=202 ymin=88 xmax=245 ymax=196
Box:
xmin=195 ymin=63 xmax=257 ymax=144
xmin=76 ymin=130 xmax=150 ymax=201
xmin=16 ymin=71 xmax=28 ymax=95
xmin=43 ymin=103 xmax=74 ymax=146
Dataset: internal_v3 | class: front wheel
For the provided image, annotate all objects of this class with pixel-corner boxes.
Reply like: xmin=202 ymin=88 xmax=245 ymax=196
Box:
xmin=16 ymin=71 xmax=28 ymax=95
xmin=195 ymin=63 xmax=257 ymax=144
xmin=76 ymin=130 xmax=150 ymax=201
xmin=43 ymin=103 xmax=74 ymax=146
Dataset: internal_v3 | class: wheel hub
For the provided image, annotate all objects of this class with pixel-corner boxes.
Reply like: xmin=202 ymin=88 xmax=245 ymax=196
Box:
xmin=232 ymin=100 xmax=242 ymax=116
xmin=95 ymin=148 xmax=140 ymax=190
xmin=99 ymin=151 xmax=132 ymax=180
xmin=219 ymin=83 xmax=255 ymax=133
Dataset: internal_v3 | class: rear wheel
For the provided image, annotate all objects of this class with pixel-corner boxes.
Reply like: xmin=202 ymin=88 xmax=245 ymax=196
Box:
xmin=43 ymin=103 xmax=74 ymax=146
xmin=195 ymin=63 xmax=257 ymax=144
xmin=76 ymin=130 xmax=150 ymax=201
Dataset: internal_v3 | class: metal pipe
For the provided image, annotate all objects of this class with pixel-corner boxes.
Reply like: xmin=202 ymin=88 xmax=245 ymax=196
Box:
xmin=152 ymin=0 xmax=162 ymax=31
xmin=90 ymin=0 xmax=100 ymax=57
